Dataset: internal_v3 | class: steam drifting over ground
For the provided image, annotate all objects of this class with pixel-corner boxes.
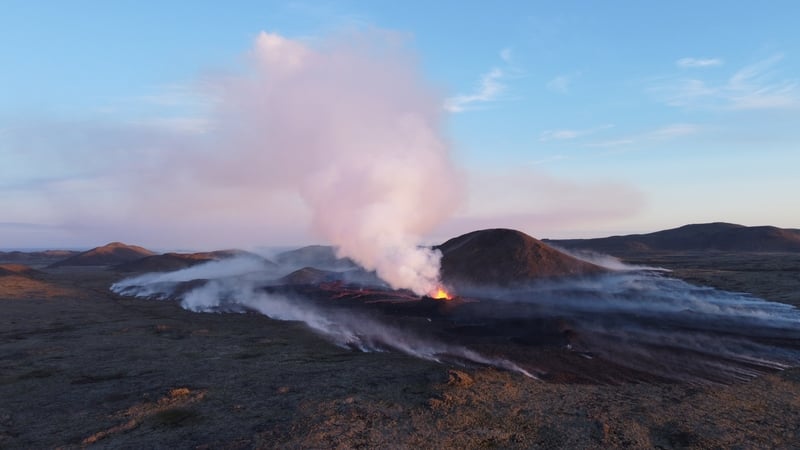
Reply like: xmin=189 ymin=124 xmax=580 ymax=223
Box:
xmin=459 ymin=272 xmax=800 ymax=383
xmin=113 ymin=256 xmax=800 ymax=384
xmin=112 ymin=256 xmax=534 ymax=378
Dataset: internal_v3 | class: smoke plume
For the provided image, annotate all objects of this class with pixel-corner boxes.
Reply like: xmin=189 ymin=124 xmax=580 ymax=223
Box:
xmin=200 ymin=32 xmax=461 ymax=294
xmin=5 ymin=31 xmax=461 ymax=294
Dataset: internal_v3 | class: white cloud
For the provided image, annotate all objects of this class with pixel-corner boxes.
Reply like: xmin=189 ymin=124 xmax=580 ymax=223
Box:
xmin=117 ymin=83 xmax=217 ymax=135
xmin=445 ymin=68 xmax=505 ymax=113
xmin=726 ymin=54 xmax=799 ymax=110
xmin=540 ymin=129 xmax=579 ymax=140
xmin=586 ymin=138 xmax=636 ymax=149
xmin=530 ymin=154 xmax=569 ymax=165
xmin=2 ymin=30 xmax=462 ymax=266
xmin=130 ymin=117 xmax=212 ymax=134
xmin=137 ymin=83 xmax=215 ymax=109
xmin=547 ymin=71 xmax=582 ymax=94
xmin=647 ymin=123 xmax=700 ymax=139
xmin=500 ymin=48 xmax=513 ymax=63
xmin=657 ymin=78 xmax=717 ymax=107
xmin=445 ymin=48 xmax=521 ymax=113
xmin=654 ymin=54 xmax=800 ymax=110
xmin=547 ymin=75 xmax=571 ymax=93
xmin=587 ymin=123 xmax=700 ymax=148
xmin=676 ymin=57 xmax=723 ymax=68
xmin=539 ymin=124 xmax=613 ymax=141
xmin=433 ymin=167 xmax=644 ymax=239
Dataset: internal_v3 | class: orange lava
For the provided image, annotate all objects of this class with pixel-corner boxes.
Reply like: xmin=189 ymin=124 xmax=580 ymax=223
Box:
xmin=431 ymin=287 xmax=453 ymax=300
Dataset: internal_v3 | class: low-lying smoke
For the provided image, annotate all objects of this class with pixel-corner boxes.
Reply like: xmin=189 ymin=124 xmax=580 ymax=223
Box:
xmin=113 ymin=257 xmax=800 ymax=384
xmin=458 ymin=272 xmax=800 ymax=383
xmin=550 ymin=246 xmax=666 ymax=272
xmin=111 ymin=257 xmax=534 ymax=378
xmin=111 ymin=256 xmax=275 ymax=299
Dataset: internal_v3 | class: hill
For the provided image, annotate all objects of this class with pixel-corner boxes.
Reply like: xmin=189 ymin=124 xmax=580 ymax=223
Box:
xmin=436 ymin=228 xmax=606 ymax=287
xmin=49 ymin=242 xmax=156 ymax=267
xmin=0 ymin=250 xmax=79 ymax=265
xmin=115 ymin=250 xmax=273 ymax=273
xmin=279 ymin=267 xmax=338 ymax=285
xmin=547 ymin=223 xmax=800 ymax=254
xmin=275 ymin=245 xmax=357 ymax=270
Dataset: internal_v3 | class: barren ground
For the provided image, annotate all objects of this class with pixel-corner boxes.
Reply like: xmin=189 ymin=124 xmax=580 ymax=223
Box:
xmin=2 ymin=253 xmax=800 ymax=449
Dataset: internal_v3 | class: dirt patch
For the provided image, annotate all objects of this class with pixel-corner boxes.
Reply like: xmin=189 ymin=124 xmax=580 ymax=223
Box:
xmin=0 ymin=274 xmax=76 ymax=299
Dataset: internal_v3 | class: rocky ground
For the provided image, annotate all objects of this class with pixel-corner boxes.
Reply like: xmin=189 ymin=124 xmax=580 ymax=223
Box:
xmin=2 ymin=253 xmax=800 ymax=449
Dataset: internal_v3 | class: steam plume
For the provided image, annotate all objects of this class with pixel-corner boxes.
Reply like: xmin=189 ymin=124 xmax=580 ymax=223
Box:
xmin=204 ymin=32 xmax=461 ymax=294
xmin=4 ymin=31 xmax=461 ymax=292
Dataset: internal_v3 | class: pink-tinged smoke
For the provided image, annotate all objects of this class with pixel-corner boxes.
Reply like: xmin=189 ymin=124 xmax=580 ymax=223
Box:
xmin=204 ymin=32 xmax=462 ymax=295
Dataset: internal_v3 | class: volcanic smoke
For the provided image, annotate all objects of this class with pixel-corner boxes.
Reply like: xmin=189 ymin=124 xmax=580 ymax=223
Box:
xmin=205 ymin=32 xmax=461 ymax=295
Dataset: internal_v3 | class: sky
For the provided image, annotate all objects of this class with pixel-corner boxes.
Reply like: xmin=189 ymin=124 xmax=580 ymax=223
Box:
xmin=1 ymin=1 xmax=799 ymax=250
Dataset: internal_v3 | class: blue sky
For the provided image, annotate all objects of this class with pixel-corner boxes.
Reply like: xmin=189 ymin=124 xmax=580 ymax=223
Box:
xmin=2 ymin=1 xmax=799 ymax=249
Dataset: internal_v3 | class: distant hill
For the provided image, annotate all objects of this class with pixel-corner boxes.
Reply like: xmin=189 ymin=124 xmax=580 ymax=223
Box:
xmin=115 ymin=250 xmax=273 ymax=273
xmin=275 ymin=245 xmax=358 ymax=270
xmin=547 ymin=223 xmax=800 ymax=254
xmin=49 ymin=242 xmax=156 ymax=267
xmin=436 ymin=228 xmax=606 ymax=287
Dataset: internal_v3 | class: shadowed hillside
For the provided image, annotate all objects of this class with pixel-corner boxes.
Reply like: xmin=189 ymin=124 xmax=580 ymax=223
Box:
xmin=275 ymin=245 xmax=357 ymax=270
xmin=115 ymin=250 xmax=273 ymax=273
xmin=279 ymin=267 xmax=337 ymax=285
xmin=0 ymin=250 xmax=79 ymax=266
xmin=436 ymin=228 xmax=606 ymax=286
xmin=547 ymin=223 xmax=800 ymax=254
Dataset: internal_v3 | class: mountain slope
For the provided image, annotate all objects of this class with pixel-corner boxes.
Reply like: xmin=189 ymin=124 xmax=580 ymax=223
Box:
xmin=436 ymin=228 xmax=606 ymax=286
xmin=275 ymin=245 xmax=357 ymax=270
xmin=547 ymin=223 xmax=800 ymax=254
xmin=49 ymin=242 xmax=156 ymax=267
xmin=115 ymin=250 xmax=273 ymax=273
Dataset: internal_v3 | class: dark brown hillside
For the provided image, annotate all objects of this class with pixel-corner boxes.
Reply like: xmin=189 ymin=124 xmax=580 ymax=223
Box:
xmin=0 ymin=250 xmax=80 ymax=265
xmin=436 ymin=228 xmax=607 ymax=286
xmin=114 ymin=253 xmax=211 ymax=273
xmin=49 ymin=242 xmax=155 ymax=267
xmin=548 ymin=222 xmax=800 ymax=254
xmin=275 ymin=245 xmax=357 ymax=270
xmin=115 ymin=250 xmax=273 ymax=273
xmin=279 ymin=267 xmax=337 ymax=285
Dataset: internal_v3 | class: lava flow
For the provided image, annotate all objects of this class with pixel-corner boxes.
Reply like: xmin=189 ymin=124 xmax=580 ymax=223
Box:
xmin=430 ymin=287 xmax=453 ymax=300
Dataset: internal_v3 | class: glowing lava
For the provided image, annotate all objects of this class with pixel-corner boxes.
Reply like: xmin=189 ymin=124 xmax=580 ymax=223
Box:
xmin=431 ymin=287 xmax=453 ymax=300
